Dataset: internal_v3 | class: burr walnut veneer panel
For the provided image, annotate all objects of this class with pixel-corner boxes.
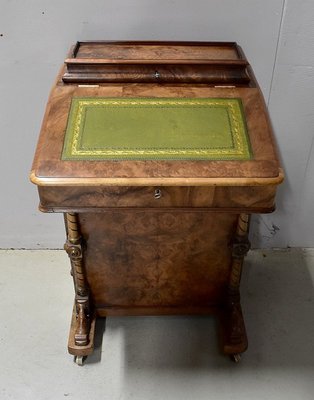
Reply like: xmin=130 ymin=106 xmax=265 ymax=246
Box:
xmin=80 ymin=212 xmax=238 ymax=312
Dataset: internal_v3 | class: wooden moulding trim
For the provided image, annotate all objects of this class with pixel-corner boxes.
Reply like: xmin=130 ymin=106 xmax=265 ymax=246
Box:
xmin=74 ymin=40 xmax=239 ymax=47
xmin=30 ymin=169 xmax=284 ymax=187
xmin=70 ymin=40 xmax=244 ymax=57
xmin=65 ymin=58 xmax=249 ymax=66
xmin=96 ymin=305 xmax=221 ymax=317
xmin=38 ymin=205 xmax=275 ymax=214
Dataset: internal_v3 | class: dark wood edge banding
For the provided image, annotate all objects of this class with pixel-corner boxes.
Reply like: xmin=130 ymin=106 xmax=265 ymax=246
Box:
xmin=96 ymin=305 xmax=220 ymax=317
xmin=38 ymin=205 xmax=276 ymax=214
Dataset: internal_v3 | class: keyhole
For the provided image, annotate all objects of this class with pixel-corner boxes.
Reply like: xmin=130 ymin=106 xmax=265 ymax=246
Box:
xmin=154 ymin=188 xmax=162 ymax=199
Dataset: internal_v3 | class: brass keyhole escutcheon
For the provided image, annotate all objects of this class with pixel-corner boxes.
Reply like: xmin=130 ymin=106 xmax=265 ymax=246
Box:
xmin=154 ymin=188 xmax=162 ymax=199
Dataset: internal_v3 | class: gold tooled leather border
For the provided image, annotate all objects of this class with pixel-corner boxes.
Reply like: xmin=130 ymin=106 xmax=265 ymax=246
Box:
xmin=62 ymin=97 xmax=252 ymax=161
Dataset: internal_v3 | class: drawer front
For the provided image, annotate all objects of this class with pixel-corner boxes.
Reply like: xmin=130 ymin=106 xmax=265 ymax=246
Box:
xmin=38 ymin=185 xmax=277 ymax=212
xmin=63 ymin=64 xmax=249 ymax=84
xmin=86 ymin=186 xmax=216 ymax=207
xmin=39 ymin=186 xmax=214 ymax=208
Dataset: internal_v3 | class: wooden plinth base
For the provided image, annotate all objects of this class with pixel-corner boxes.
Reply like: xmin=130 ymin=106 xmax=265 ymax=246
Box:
xmin=67 ymin=303 xmax=248 ymax=360
xmin=68 ymin=304 xmax=96 ymax=357
xmin=219 ymin=303 xmax=248 ymax=356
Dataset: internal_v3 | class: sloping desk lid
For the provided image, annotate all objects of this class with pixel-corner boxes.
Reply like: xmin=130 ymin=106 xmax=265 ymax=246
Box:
xmin=31 ymin=85 xmax=283 ymax=186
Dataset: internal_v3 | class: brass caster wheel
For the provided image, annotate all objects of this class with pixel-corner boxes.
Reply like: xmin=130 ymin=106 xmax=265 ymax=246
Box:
xmin=230 ymin=353 xmax=242 ymax=363
xmin=74 ymin=355 xmax=85 ymax=366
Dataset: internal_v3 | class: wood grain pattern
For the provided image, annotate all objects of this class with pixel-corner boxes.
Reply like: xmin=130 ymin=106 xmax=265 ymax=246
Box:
xmin=64 ymin=213 xmax=91 ymax=347
xmin=63 ymin=65 xmax=250 ymax=85
xmin=68 ymin=304 xmax=96 ymax=357
xmin=222 ymin=214 xmax=251 ymax=355
xmin=78 ymin=211 xmax=238 ymax=310
xmin=63 ymin=41 xmax=250 ymax=84
xmin=31 ymin=84 xmax=282 ymax=185
xmin=72 ymin=41 xmax=243 ymax=60
xmin=38 ymin=184 xmax=278 ymax=212
xmin=30 ymin=42 xmax=284 ymax=361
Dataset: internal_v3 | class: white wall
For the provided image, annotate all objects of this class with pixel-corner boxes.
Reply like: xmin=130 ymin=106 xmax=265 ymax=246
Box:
xmin=251 ymin=0 xmax=314 ymax=247
xmin=0 ymin=0 xmax=312 ymax=248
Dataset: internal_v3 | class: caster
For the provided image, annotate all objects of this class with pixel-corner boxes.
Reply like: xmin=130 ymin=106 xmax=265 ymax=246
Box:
xmin=74 ymin=355 xmax=85 ymax=366
xmin=230 ymin=353 xmax=241 ymax=363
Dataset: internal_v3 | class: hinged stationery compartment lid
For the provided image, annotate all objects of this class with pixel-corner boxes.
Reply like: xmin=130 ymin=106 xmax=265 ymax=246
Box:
xmin=62 ymin=41 xmax=251 ymax=85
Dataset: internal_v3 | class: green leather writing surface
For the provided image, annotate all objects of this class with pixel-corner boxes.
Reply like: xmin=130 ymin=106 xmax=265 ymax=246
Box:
xmin=62 ymin=97 xmax=251 ymax=161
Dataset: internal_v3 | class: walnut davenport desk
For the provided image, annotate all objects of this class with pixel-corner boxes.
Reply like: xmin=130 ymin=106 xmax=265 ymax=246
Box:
xmin=30 ymin=41 xmax=283 ymax=365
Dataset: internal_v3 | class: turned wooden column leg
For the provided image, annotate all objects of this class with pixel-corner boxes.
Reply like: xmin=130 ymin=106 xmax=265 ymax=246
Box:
xmin=222 ymin=213 xmax=251 ymax=359
xmin=64 ymin=213 xmax=96 ymax=361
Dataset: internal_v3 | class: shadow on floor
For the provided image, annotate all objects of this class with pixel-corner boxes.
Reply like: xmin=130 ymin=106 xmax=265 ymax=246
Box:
xmin=87 ymin=250 xmax=314 ymax=370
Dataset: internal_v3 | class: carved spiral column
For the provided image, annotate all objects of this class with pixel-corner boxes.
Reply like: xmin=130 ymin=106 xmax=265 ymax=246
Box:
xmin=64 ymin=213 xmax=91 ymax=346
xmin=230 ymin=214 xmax=251 ymax=290
xmin=225 ymin=213 xmax=251 ymax=350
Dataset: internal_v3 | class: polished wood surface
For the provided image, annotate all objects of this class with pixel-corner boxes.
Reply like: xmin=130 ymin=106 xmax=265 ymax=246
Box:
xmin=79 ymin=211 xmax=238 ymax=309
xmin=64 ymin=212 xmax=91 ymax=347
xmin=30 ymin=85 xmax=281 ymax=188
xmin=68 ymin=304 xmax=96 ymax=357
xmin=63 ymin=41 xmax=250 ymax=84
xmin=30 ymin=41 xmax=283 ymax=363
xmin=38 ymin=184 xmax=278 ymax=213
xmin=72 ymin=41 xmax=243 ymax=60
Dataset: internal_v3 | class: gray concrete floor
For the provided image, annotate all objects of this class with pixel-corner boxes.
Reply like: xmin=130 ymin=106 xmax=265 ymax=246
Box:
xmin=1 ymin=249 xmax=314 ymax=399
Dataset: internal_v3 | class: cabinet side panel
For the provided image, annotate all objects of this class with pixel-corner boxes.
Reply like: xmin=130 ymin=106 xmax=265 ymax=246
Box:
xmin=78 ymin=211 xmax=238 ymax=311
